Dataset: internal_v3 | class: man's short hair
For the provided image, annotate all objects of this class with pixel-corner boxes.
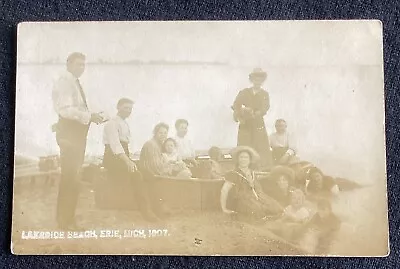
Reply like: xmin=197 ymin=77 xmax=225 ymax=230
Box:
xmin=275 ymin=118 xmax=287 ymax=125
xmin=175 ymin=119 xmax=189 ymax=129
xmin=67 ymin=52 xmax=86 ymax=65
xmin=117 ymin=98 xmax=134 ymax=108
xmin=153 ymin=122 xmax=169 ymax=135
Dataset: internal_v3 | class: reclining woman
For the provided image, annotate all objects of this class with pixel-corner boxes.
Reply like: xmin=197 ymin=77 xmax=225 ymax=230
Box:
xmin=305 ymin=167 xmax=340 ymax=199
xmin=220 ymin=146 xmax=284 ymax=223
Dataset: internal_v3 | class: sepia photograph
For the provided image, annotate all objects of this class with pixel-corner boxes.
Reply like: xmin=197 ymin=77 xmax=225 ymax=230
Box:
xmin=12 ymin=20 xmax=388 ymax=256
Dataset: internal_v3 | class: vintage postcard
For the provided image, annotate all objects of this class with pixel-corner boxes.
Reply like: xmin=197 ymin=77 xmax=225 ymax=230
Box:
xmin=12 ymin=20 xmax=388 ymax=256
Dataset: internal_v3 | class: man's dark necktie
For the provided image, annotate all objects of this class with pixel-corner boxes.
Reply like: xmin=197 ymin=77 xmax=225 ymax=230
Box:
xmin=76 ymin=79 xmax=88 ymax=109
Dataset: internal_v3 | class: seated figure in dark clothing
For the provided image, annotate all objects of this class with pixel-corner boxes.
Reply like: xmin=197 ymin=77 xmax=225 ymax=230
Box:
xmin=262 ymin=165 xmax=296 ymax=207
xmin=305 ymin=167 xmax=340 ymax=199
xmin=220 ymin=146 xmax=284 ymax=222
xmin=102 ymin=98 xmax=159 ymax=222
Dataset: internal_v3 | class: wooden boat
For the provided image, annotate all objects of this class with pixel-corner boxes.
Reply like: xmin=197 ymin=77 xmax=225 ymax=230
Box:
xmin=13 ymin=148 xmax=364 ymax=212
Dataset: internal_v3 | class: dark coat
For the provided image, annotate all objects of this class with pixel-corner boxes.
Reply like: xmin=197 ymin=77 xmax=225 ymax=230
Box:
xmin=232 ymin=88 xmax=272 ymax=169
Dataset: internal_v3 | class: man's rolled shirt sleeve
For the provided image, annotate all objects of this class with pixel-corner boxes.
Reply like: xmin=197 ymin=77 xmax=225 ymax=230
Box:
xmin=103 ymin=120 xmax=126 ymax=155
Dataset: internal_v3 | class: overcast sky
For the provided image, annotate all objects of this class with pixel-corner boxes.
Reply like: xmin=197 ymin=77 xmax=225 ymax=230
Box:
xmin=17 ymin=20 xmax=382 ymax=66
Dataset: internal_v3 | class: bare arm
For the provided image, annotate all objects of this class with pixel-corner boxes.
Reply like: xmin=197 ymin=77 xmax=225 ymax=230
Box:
xmin=220 ymin=181 xmax=235 ymax=214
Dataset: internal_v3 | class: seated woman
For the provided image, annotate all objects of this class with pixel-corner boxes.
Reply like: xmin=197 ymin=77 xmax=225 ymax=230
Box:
xmin=220 ymin=146 xmax=284 ymax=222
xmin=262 ymin=166 xmax=296 ymax=207
xmin=306 ymin=167 xmax=340 ymax=199
xmin=139 ymin=123 xmax=172 ymax=218
xmin=139 ymin=122 xmax=170 ymax=177
xmin=161 ymin=138 xmax=192 ymax=179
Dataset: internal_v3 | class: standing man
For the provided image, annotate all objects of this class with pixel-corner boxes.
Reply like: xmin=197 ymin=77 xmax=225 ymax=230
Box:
xmin=102 ymin=98 xmax=159 ymax=222
xmin=231 ymin=68 xmax=273 ymax=170
xmin=52 ymin=52 xmax=104 ymax=229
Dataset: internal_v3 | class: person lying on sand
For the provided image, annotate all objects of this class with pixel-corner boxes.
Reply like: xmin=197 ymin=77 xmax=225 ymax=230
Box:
xmin=287 ymin=158 xmax=363 ymax=195
xmin=305 ymin=167 xmax=340 ymax=198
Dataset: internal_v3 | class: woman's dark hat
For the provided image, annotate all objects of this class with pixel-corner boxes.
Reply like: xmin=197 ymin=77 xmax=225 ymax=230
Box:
xmin=269 ymin=165 xmax=295 ymax=184
xmin=249 ymin=68 xmax=267 ymax=81
xmin=230 ymin=146 xmax=260 ymax=164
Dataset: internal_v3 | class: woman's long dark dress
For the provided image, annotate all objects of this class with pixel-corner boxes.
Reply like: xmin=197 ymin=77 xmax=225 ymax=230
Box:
xmin=225 ymin=168 xmax=283 ymax=221
xmin=232 ymin=88 xmax=273 ymax=169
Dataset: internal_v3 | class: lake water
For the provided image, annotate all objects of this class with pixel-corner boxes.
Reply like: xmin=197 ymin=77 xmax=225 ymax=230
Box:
xmin=14 ymin=63 xmax=388 ymax=255
xmin=16 ymin=64 xmax=385 ymax=181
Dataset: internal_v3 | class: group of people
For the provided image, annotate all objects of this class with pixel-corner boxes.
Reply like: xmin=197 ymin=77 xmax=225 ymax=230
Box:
xmin=52 ymin=52 xmax=342 ymax=253
xmin=51 ymin=52 xmax=227 ymax=227
xmin=224 ymin=68 xmax=342 ymax=253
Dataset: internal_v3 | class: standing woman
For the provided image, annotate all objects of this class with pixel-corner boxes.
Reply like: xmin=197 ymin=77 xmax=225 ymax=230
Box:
xmin=232 ymin=68 xmax=272 ymax=170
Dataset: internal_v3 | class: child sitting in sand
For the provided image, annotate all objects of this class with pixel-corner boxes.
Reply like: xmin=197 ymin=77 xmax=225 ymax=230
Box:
xmin=281 ymin=189 xmax=310 ymax=223
xmin=162 ymin=138 xmax=192 ymax=179
xmin=298 ymin=199 xmax=341 ymax=254
xmin=289 ymin=198 xmax=341 ymax=254
xmin=266 ymin=189 xmax=310 ymax=241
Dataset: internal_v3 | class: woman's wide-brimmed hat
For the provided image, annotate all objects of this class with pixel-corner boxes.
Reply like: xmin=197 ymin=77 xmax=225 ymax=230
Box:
xmin=269 ymin=165 xmax=295 ymax=184
xmin=249 ymin=68 xmax=267 ymax=81
xmin=230 ymin=146 xmax=260 ymax=164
